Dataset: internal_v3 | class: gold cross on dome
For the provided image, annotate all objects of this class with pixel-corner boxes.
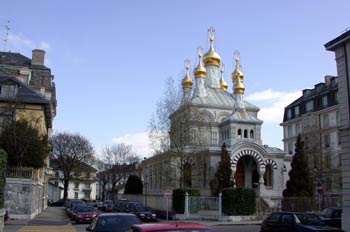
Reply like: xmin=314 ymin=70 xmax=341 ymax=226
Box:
xmin=185 ymin=58 xmax=190 ymax=70
xmin=234 ymin=50 xmax=240 ymax=63
xmin=208 ymin=27 xmax=215 ymax=41
xmin=197 ymin=47 xmax=203 ymax=58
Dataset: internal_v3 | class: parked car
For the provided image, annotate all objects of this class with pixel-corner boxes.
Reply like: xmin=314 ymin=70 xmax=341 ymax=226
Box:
xmin=66 ymin=200 xmax=85 ymax=217
xmin=260 ymin=212 xmax=344 ymax=232
xmin=74 ymin=206 xmax=97 ymax=224
xmin=126 ymin=201 xmax=143 ymax=213
xmin=129 ymin=222 xmax=214 ymax=232
xmin=115 ymin=199 xmax=129 ymax=212
xmin=320 ymin=207 xmax=342 ymax=229
xmin=132 ymin=206 xmax=157 ymax=222
xmin=71 ymin=204 xmax=89 ymax=219
xmin=102 ymin=200 xmax=114 ymax=212
xmin=50 ymin=199 xmax=66 ymax=207
xmin=86 ymin=213 xmax=141 ymax=232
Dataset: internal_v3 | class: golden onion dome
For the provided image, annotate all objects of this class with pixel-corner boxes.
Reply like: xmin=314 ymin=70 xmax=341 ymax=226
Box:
xmin=182 ymin=59 xmax=193 ymax=89
xmin=203 ymin=27 xmax=221 ymax=66
xmin=219 ymin=63 xmax=228 ymax=91
xmin=234 ymin=74 xmax=245 ymax=94
xmin=193 ymin=47 xmax=207 ymax=78
xmin=231 ymin=50 xmax=244 ymax=81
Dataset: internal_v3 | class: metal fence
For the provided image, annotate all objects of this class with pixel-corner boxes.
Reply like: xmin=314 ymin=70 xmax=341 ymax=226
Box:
xmin=6 ymin=166 xmax=34 ymax=179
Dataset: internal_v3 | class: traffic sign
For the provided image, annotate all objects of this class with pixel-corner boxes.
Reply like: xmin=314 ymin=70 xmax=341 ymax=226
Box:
xmin=164 ymin=189 xmax=172 ymax=198
xmin=316 ymin=181 xmax=323 ymax=193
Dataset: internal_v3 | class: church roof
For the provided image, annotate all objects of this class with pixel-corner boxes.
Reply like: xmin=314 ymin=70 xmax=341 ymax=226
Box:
xmin=226 ymin=110 xmax=263 ymax=124
xmin=190 ymin=87 xmax=260 ymax=111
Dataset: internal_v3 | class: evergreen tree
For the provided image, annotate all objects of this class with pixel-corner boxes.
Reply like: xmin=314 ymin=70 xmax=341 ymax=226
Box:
xmin=124 ymin=175 xmax=143 ymax=194
xmin=283 ymin=135 xmax=314 ymax=197
xmin=0 ymin=119 xmax=49 ymax=168
xmin=210 ymin=143 xmax=233 ymax=196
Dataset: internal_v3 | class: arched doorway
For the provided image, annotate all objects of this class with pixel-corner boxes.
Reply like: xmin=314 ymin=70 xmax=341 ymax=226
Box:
xmin=234 ymin=156 xmax=259 ymax=188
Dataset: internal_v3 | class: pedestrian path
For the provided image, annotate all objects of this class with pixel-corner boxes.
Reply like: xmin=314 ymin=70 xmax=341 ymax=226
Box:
xmin=18 ymin=225 xmax=76 ymax=232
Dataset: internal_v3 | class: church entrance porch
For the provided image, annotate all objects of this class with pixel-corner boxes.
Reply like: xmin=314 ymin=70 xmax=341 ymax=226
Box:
xmin=234 ymin=156 xmax=260 ymax=189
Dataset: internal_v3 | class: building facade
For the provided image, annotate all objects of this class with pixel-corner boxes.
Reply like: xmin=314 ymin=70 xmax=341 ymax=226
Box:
xmin=49 ymin=159 xmax=97 ymax=201
xmin=325 ymin=30 xmax=350 ymax=232
xmin=280 ymin=75 xmax=341 ymax=194
xmin=0 ymin=49 xmax=56 ymax=219
xmin=142 ymin=28 xmax=289 ymax=206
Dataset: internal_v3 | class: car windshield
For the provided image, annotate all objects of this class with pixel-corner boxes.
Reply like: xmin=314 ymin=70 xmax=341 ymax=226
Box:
xmin=96 ymin=215 xmax=141 ymax=231
xmin=296 ymin=213 xmax=325 ymax=226
xmin=320 ymin=208 xmax=333 ymax=218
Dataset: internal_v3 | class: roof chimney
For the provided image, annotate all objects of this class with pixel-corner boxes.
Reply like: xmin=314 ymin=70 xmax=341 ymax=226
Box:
xmin=31 ymin=49 xmax=45 ymax=66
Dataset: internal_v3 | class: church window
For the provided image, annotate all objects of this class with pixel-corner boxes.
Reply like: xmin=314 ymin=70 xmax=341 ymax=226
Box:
xmin=264 ymin=164 xmax=272 ymax=187
xmin=244 ymin=129 xmax=248 ymax=138
xmin=74 ymin=192 xmax=78 ymax=199
xmin=212 ymin=131 xmax=218 ymax=145
xmin=74 ymin=182 xmax=79 ymax=189
xmin=250 ymin=130 xmax=254 ymax=138
xmin=238 ymin=129 xmax=242 ymax=138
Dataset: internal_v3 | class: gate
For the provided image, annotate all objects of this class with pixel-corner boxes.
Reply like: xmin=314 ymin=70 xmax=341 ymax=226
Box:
xmin=188 ymin=195 xmax=221 ymax=220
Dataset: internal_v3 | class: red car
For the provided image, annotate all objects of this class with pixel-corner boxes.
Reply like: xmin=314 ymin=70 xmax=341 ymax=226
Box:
xmin=129 ymin=222 xmax=214 ymax=232
xmin=74 ymin=206 xmax=97 ymax=224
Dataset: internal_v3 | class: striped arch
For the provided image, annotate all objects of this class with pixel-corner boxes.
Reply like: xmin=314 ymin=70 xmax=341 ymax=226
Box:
xmin=264 ymin=159 xmax=278 ymax=170
xmin=231 ymin=149 xmax=265 ymax=169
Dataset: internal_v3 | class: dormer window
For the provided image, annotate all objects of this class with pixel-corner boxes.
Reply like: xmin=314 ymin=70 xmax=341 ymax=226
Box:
xmin=1 ymin=82 xmax=17 ymax=98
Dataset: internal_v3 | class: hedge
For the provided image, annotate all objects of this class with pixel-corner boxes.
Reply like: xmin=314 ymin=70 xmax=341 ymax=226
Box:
xmin=172 ymin=188 xmax=200 ymax=213
xmin=222 ymin=188 xmax=256 ymax=215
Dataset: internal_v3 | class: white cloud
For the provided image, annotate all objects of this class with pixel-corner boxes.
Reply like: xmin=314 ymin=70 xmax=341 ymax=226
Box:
xmin=246 ymin=89 xmax=301 ymax=123
xmin=6 ymin=33 xmax=50 ymax=52
xmin=112 ymin=131 xmax=153 ymax=157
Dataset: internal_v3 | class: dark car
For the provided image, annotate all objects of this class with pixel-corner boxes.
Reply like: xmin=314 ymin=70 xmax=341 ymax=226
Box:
xmin=115 ymin=199 xmax=129 ymax=212
xmin=260 ymin=212 xmax=344 ymax=232
xmin=86 ymin=213 xmax=141 ymax=232
xmin=320 ymin=207 xmax=342 ymax=229
xmin=132 ymin=206 xmax=157 ymax=222
xmin=102 ymin=200 xmax=114 ymax=212
xmin=129 ymin=222 xmax=214 ymax=232
xmin=126 ymin=201 xmax=143 ymax=213
xmin=50 ymin=199 xmax=66 ymax=207
xmin=75 ymin=206 xmax=97 ymax=224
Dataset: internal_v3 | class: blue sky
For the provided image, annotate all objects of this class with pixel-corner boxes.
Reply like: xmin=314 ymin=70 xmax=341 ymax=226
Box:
xmin=1 ymin=0 xmax=349 ymax=157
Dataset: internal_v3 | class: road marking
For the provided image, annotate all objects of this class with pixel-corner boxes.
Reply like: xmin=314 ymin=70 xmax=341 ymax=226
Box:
xmin=18 ymin=226 xmax=76 ymax=232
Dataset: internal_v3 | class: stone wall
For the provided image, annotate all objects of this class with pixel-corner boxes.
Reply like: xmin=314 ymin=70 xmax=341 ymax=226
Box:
xmin=4 ymin=178 xmax=44 ymax=220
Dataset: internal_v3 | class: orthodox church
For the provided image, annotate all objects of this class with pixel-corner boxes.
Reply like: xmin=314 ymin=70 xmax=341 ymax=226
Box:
xmin=142 ymin=28 xmax=290 ymax=205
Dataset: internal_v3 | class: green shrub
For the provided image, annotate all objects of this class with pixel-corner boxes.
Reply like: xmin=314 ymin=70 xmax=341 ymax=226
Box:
xmin=172 ymin=188 xmax=200 ymax=213
xmin=222 ymin=188 xmax=256 ymax=215
xmin=0 ymin=148 xmax=7 ymax=208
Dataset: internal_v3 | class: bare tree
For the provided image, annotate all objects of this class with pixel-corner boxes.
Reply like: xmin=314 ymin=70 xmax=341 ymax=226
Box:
xmin=51 ymin=132 xmax=95 ymax=200
xmin=148 ymin=76 xmax=182 ymax=154
xmin=101 ymin=143 xmax=140 ymax=201
xmin=148 ymin=76 xmax=208 ymax=188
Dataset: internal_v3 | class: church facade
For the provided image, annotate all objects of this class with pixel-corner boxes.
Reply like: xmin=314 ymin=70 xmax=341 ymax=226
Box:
xmin=142 ymin=28 xmax=290 ymax=205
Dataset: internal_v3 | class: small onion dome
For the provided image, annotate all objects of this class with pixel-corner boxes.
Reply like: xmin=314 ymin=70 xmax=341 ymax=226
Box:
xmin=220 ymin=63 xmax=228 ymax=91
xmin=234 ymin=76 xmax=245 ymax=94
xmin=182 ymin=59 xmax=193 ymax=88
xmin=231 ymin=50 xmax=244 ymax=81
xmin=193 ymin=47 xmax=207 ymax=78
xmin=203 ymin=27 xmax=221 ymax=66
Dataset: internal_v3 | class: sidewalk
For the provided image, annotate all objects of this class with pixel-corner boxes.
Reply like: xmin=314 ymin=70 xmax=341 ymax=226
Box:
xmin=4 ymin=206 xmax=73 ymax=232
